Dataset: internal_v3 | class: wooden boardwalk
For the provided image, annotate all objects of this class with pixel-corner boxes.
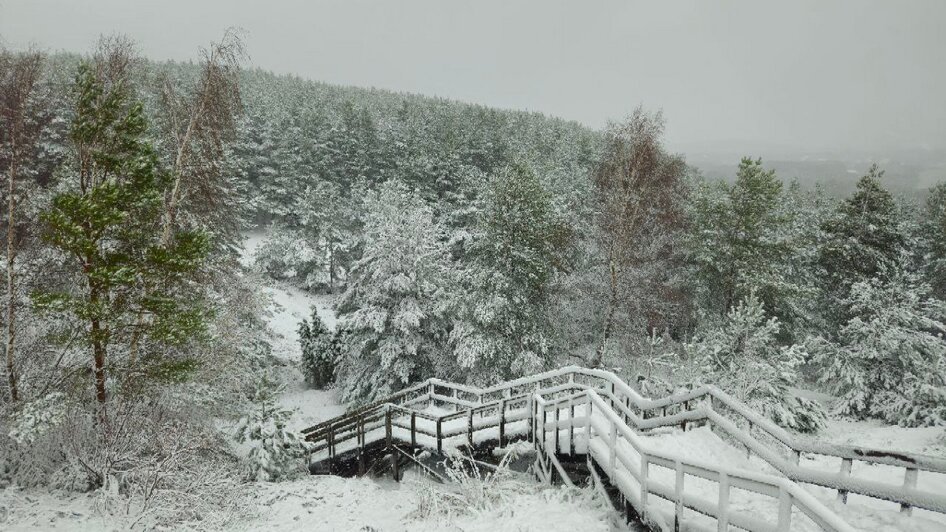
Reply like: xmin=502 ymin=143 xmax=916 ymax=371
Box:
xmin=302 ymin=366 xmax=946 ymax=531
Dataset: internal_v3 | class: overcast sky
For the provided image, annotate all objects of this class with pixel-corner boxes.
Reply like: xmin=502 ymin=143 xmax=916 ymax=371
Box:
xmin=2 ymin=0 xmax=945 ymax=155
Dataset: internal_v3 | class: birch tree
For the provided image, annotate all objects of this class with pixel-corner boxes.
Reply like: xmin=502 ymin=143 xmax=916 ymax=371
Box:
xmin=0 ymin=48 xmax=47 ymax=402
xmin=159 ymin=29 xmax=244 ymax=249
xmin=590 ymin=108 xmax=688 ymax=367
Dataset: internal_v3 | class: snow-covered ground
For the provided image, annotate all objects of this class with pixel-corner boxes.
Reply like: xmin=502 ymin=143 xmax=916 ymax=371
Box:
xmin=240 ymin=232 xmax=343 ymax=432
xmin=802 ymin=420 xmax=946 ymax=532
xmin=3 ymin=232 xmax=945 ymax=530
xmin=232 ymin=472 xmax=615 ymax=532
xmin=0 ymin=488 xmax=129 ymax=531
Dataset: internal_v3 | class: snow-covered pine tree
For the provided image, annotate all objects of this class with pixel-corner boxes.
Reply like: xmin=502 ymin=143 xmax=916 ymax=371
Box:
xmin=921 ymin=183 xmax=946 ymax=301
xmin=298 ymin=308 xmax=336 ymax=388
xmin=235 ymin=375 xmax=304 ymax=481
xmin=680 ymin=293 xmax=826 ymax=433
xmin=818 ymin=164 xmax=905 ymax=332
xmin=450 ymin=164 xmax=573 ymax=383
xmin=811 ymin=268 xmax=946 ymax=427
xmin=334 ymin=180 xmax=454 ymax=404
xmin=687 ymin=158 xmax=809 ymax=332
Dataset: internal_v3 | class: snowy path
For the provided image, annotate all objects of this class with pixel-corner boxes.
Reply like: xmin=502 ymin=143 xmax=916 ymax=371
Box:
xmin=240 ymin=232 xmax=344 ymax=432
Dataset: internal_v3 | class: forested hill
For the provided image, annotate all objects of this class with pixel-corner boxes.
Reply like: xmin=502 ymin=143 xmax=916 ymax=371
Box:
xmin=165 ymin=61 xmax=603 ymax=223
xmin=38 ymin=52 xmax=602 ymax=228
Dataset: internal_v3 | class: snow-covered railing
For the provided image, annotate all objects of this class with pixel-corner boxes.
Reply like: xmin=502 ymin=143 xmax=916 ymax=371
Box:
xmin=301 ymin=366 xmax=946 ymax=516
xmin=535 ymin=389 xmax=856 ymax=532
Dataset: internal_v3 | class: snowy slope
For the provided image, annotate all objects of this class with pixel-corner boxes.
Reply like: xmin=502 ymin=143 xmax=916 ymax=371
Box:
xmin=234 ymin=472 xmax=616 ymax=532
xmin=240 ymin=232 xmax=344 ymax=432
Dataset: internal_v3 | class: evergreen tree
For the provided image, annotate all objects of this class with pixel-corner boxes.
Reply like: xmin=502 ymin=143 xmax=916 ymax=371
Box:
xmin=811 ymin=268 xmax=946 ymax=427
xmin=334 ymin=180 xmax=453 ymax=404
xmin=681 ymin=294 xmax=826 ymax=433
xmin=818 ymin=164 xmax=904 ymax=331
xmin=451 ymin=164 xmax=573 ymax=383
xmin=34 ymin=53 xmax=208 ymax=414
xmin=298 ymin=308 xmax=336 ymax=388
xmin=235 ymin=374 xmax=304 ymax=481
xmin=921 ymin=183 xmax=946 ymax=300
xmin=688 ymin=158 xmax=805 ymax=329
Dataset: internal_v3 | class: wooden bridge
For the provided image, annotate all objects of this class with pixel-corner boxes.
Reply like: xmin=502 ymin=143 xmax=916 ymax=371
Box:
xmin=301 ymin=366 xmax=946 ymax=531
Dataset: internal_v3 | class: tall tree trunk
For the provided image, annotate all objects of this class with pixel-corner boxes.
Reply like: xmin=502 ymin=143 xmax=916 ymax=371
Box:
xmin=592 ymin=253 xmax=619 ymax=368
xmin=91 ymin=314 xmax=108 ymax=427
xmin=328 ymin=239 xmax=335 ymax=294
xmin=89 ymin=283 xmax=108 ymax=416
xmin=5 ymin=138 xmax=17 ymax=402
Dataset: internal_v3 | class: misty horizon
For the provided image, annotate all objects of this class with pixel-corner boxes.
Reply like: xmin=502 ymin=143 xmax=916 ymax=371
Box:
xmin=2 ymin=0 xmax=945 ymax=157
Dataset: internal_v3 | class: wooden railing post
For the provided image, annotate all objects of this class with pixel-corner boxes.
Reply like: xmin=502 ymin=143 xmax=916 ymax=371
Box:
xmin=717 ymin=472 xmax=730 ymax=531
xmin=640 ymin=455 xmax=650 ymax=513
xmin=901 ymin=467 xmax=918 ymax=515
xmin=410 ymin=412 xmax=417 ymax=449
xmin=674 ymin=460 xmax=684 ymax=532
xmin=467 ymin=408 xmax=474 ymax=448
xmin=327 ymin=423 xmax=335 ymax=473
xmin=436 ymin=417 xmax=443 ymax=454
xmin=555 ymin=404 xmax=561 ymax=454
xmin=357 ymin=416 xmax=366 ymax=475
xmin=585 ymin=398 xmax=593 ymax=456
xmin=568 ymin=397 xmax=576 ymax=458
xmin=499 ymin=399 xmax=507 ymax=447
xmin=385 ymin=409 xmax=398 ymax=481
xmin=609 ymin=419 xmax=617 ymax=477
xmin=777 ymin=486 xmax=793 ymax=532
xmin=837 ymin=458 xmax=852 ymax=504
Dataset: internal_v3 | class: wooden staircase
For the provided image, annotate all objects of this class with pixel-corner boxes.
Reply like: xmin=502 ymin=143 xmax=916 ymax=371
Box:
xmin=301 ymin=366 xmax=946 ymax=532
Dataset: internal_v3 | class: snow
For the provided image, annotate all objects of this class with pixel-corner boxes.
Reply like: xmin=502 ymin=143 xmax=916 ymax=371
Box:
xmin=231 ymin=472 xmax=615 ymax=532
xmin=240 ymin=232 xmax=343 ymax=432
xmin=0 ymin=488 xmax=130 ymax=531
xmin=802 ymin=419 xmax=946 ymax=531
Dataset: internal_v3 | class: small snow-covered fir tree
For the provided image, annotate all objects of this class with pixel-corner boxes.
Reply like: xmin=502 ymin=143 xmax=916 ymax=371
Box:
xmin=334 ymin=180 xmax=454 ymax=404
xmin=681 ymin=294 xmax=826 ymax=433
xmin=811 ymin=268 xmax=946 ymax=427
xmin=253 ymin=223 xmax=323 ymax=289
xmin=298 ymin=308 xmax=337 ymax=388
xmin=235 ymin=375 xmax=304 ymax=481
xmin=7 ymin=392 xmax=67 ymax=445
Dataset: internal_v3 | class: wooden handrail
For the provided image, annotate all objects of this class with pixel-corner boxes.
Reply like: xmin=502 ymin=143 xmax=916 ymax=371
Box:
xmin=303 ymin=366 xmax=946 ymax=519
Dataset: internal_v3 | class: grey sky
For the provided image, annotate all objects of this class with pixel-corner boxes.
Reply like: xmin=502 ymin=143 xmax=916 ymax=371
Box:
xmin=2 ymin=0 xmax=945 ymax=155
